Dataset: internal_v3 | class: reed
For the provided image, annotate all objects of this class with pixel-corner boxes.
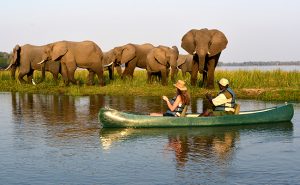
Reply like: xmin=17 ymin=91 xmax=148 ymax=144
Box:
xmin=0 ymin=69 xmax=299 ymax=101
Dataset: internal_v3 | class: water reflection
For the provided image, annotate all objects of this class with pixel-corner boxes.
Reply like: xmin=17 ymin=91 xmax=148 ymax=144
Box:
xmin=100 ymin=122 xmax=293 ymax=168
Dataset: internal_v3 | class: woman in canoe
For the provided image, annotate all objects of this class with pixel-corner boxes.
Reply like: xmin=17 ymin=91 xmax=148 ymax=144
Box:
xmin=150 ymin=80 xmax=190 ymax=117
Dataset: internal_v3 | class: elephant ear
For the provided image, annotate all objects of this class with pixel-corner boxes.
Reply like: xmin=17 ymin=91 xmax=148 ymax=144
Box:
xmin=177 ymin=54 xmax=186 ymax=67
xmin=181 ymin=29 xmax=196 ymax=55
xmin=52 ymin=43 xmax=68 ymax=61
xmin=208 ymin=30 xmax=228 ymax=57
xmin=154 ymin=48 xmax=167 ymax=66
xmin=12 ymin=44 xmax=21 ymax=64
xmin=121 ymin=44 xmax=136 ymax=64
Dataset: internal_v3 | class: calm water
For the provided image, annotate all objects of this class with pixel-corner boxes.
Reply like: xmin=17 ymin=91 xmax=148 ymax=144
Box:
xmin=0 ymin=92 xmax=299 ymax=185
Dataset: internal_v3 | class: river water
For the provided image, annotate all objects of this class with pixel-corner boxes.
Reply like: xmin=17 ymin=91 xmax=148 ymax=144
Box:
xmin=0 ymin=92 xmax=299 ymax=185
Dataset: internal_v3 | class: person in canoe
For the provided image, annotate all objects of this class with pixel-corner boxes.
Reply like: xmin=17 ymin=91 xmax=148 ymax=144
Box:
xmin=150 ymin=80 xmax=190 ymax=117
xmin=201 ymin=78 xmax=236 ymax=116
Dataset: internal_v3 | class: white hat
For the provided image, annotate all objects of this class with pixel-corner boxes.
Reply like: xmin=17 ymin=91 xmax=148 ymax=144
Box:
xmin=218 ymin=78 xmax=229 ymax=86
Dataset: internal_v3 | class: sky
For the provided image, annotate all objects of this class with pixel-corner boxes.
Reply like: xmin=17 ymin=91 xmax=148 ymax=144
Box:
xmin=1 ymin=0 xmax=300 ymax=62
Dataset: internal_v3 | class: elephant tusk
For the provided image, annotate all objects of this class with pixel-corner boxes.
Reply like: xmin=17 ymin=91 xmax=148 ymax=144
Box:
xmin=193 ymin=51 xmax=197 ymax=55
xmin=207 ymin=51 xmax=211 ymax=55
xmin=38 ymin=60 xmax=45 ymax=65
xmin=103 ymin=61 xmax=114 ymax=68
xmin=32 ymin=79 xmax=36 ymax=85
xmin=5 ymin=63 xmax=13 ymax=70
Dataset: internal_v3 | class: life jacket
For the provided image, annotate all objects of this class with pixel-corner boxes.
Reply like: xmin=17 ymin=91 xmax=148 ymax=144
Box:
xmin=165 ymin=96 xmax=185 ymax=116
xmin=214 ymin=87 xmax=236 ymax=111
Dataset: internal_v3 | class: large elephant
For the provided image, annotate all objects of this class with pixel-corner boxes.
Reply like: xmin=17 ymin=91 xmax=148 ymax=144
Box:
xmin=102 ymin=49 xmax=122 ymax=80
xmin=5 ymin=44 xmax=60 ymax=84
xmin=109 ymin=43 xmax=155 ymax=79
xmin=181 ymin=28 xmax=228 ymax=88
xmin=39 ymin=40 xmax=104 ymax=86
xmin=176 ymin=54 xmax=193 ymax=78
xmin=146 ymin=45 xmax=179 ymax=86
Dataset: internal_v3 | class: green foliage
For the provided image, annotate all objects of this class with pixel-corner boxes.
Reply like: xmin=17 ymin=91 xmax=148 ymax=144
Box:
xmin=0 ymin=69 xmax=299 ymax=101
xmin=0 ymin=52 xmax=10 ymax=68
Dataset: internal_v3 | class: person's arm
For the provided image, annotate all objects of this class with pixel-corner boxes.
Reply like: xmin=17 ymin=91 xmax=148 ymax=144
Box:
xmin=162 ymin=95 xmax=182 ymax=111
xmin=212 ymin=94 xmax=227 ymax=106
xmin=206 ymin=93 xmax=213 ymax=104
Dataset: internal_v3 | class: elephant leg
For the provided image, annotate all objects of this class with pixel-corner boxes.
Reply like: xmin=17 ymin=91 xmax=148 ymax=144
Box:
xmin=147 ymin=71 xmax=152 ymax=83
xmin=116 ymin=66 xmax=122 ymax=76
xmin=161 ymin=68 xmax=167 ymax=86
xmin=67 ymin=63 xmax=77 ymax=85
xmin=61 ymin=63 xmax=69 ymax=85
xmin=40 ymin=63 xmax=46 ymax=83
xmin=18 ymin=70 xmax=28 ymax=84
xmin=108 ymin=66 xmax=113 ymax=80
xmin=52 ymin=73 xmax=59 ymax=82
xmin=202 ymin=71 xmax=208 ymax=88
xmin=191 ymin=62 xmax=199 ymax=86
xmin=122 ymin=60 xmax=136 ymax=79
xmin=27 ymin=69 xmax=34 ymax=84
xmin=95 ymin=68 xmax=104 ymax=86
xmin=206 ymin=56 xmax=219 ymax=89
xmin=87 ymin=70 xmax=95 ymax=86
xmin=11 ymin=66 xmax=17 ymax=80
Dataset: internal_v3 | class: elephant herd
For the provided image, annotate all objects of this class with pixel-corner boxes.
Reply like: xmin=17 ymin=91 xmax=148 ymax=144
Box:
xmin=5 ymin=28 xmax=228 ymax=89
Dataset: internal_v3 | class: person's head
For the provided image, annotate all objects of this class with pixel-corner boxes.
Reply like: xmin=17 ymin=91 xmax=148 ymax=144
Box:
xmin=218 ymin=78 xmax=229 ymax=90
xmin=174 ymin=80 xmax=190 ymax=105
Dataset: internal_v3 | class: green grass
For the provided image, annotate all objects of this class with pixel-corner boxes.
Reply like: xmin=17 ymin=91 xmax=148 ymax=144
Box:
xmin=0 ymin=69 xmax=299 ymax=101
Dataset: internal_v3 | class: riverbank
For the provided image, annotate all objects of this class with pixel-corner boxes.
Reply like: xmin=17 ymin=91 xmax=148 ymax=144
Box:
xmin=0 ymin=70 xmax=299 ymax=101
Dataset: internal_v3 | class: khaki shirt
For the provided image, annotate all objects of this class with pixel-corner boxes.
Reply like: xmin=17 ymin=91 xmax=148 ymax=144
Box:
xmin=212 ymin=93 xmax=235 ymax=112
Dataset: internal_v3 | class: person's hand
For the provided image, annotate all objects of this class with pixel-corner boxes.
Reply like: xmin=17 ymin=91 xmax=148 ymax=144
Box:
xmin=205 ymin=93 xmax=212 ymax=100
xmin=162 ymin=96 xmax=168 ymax=102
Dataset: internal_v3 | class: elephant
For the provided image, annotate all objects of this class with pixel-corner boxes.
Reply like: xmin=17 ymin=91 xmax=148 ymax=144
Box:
xmin=181 ymin=28 xmax=228 ymax=88
xmin=102 ymin=49 xmax=122 ymax=80
xmin=39 ymin=40 xmax=104 ymax=86
xmin=176 ymin=54 xmax=193 ymax=78
xmin=5 ymin=44 xmax=61 ymax=84
xmin=146 ymin=45 xmax=179 ymax=86
xmin=109 ymin=43 xmax=155 ymax=79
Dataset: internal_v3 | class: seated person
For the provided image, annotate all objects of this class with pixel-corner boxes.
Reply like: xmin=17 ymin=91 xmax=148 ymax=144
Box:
xmin=150 ymin=80 xmax=190 ymax=117
xmin=201 ymin=78 xmax=236 ymax=116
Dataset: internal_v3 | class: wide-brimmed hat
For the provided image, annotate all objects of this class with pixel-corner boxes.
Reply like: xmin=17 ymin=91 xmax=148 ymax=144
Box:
xmin=174 ymin=80 xmax=187 ymax=91
xmin=218 ymin=78 xmax=229 ymax=86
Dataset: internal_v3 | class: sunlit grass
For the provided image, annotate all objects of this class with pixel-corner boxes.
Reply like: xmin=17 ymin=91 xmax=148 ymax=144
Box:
xmin=0 ymin=69 xmax=299 ymax=101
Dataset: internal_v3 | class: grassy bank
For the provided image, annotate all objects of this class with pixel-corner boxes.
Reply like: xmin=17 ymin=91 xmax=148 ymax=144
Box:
xmin=0 ymin=69 xmax=299 ymax=101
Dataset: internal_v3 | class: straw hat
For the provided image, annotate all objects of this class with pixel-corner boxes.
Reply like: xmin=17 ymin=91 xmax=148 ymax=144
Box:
xmin=218 ymin=78 xmax=229 ymax=86
xmin=174 ymin=80 xmax=187 ymax=91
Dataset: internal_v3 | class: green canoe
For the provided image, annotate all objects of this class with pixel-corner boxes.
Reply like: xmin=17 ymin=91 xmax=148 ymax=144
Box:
xmin=98 ymin=103 xmax=294 ymax=128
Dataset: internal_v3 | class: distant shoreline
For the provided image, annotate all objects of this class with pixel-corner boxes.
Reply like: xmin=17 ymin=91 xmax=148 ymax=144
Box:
xmin=218 ymin=61 xmax=300 ymax=66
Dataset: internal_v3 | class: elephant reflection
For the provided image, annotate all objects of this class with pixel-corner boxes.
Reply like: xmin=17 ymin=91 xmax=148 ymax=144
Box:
xmin=181 ymin=28 xmax=228 ymax=88
xmin=166 ymin=131 xmax=238 ymax=167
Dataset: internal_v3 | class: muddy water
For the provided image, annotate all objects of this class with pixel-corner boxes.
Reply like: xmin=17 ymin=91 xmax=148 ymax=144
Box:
xmin=0 ymin=92 xmax=299 ymax=184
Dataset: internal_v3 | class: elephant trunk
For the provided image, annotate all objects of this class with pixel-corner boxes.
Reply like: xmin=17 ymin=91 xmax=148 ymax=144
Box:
xmin=170 ymin=66 xmax=176 ymax=82
xmin=197 ymin=49 xmax=207 ymax=74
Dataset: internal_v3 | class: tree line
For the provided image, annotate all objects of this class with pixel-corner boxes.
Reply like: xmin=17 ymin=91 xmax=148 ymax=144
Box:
xmin=218 ymin=61 xmax=300 ymax=66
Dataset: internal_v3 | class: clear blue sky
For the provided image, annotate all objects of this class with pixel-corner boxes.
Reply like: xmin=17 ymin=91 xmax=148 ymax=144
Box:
xmin=1 ymin=0 xmax=300 ymax=62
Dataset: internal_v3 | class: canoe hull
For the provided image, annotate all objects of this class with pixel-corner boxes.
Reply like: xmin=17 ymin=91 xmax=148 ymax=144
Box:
xmin=98 ymin=104 xmax=294 ymax=128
